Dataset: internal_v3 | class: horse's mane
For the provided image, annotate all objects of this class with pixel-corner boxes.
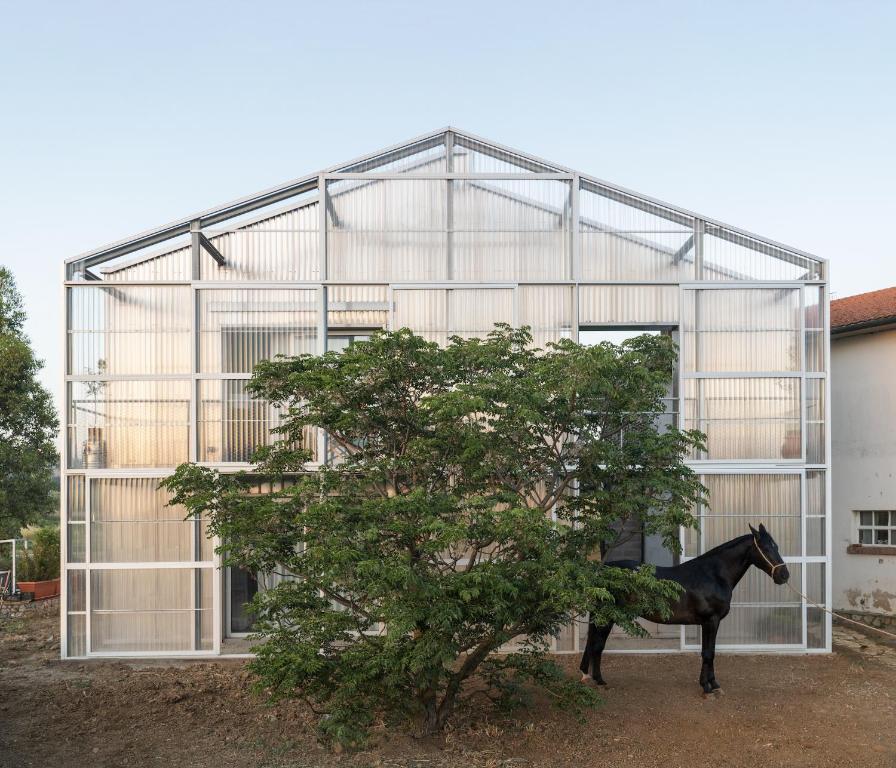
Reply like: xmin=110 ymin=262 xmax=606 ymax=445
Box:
xmin=690 ymin=533 xmax=752 ymax=561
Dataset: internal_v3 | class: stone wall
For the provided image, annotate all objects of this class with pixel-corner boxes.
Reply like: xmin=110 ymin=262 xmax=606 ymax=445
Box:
xmin=0 ymin=596 xmax=59 ymax=620
xmin=835 ymin=610 xmax=896 ymax=634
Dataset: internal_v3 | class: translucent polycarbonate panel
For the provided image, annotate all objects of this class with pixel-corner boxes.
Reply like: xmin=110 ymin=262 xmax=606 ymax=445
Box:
xmin=67 ymin=475 xmax=85 ymax=521
xmin=806 ymin=562 xmax=825 ymax=605
xmin=67 ymin=523 xmax=86 ymax=562
xmin=579 ymin=181 xmax=695 ymax=281
xmin=392 ymin=288 xmax=513 ymax=345
xmin=807 ymin=608 xmax=825 ymax=649
xmin=339 ymin=135 xmax=447 ymax=173
xmin=198 ymin=288 xmax=318 ymax=373
xmin=807 ymin=471 xmax=825 ymax=514
xmin=578 ymin=285 xmax=679 ymax=326
xmin=448 ymin=289 xmax=513 ymax=337
xmin=691 ymin=515 xmax=800 ymax=557
xmin=702 ymin=225 xmax=822 ymax=281
xmin=686 ymin=606 xmax=801 ymax=645
xmin=805 ymin=330 xmax=825 ymax=372
xmin=67 ymin=380 xmax=190 ymax=469
xmin=67 ymin=613 xmax=86 ymax=657
xmin=451 ymin=179 xmax=570 ymax=281
xmin=327 ymin=179 xmax=447 ymax=281
xmin=200 ymin=203 xmax=319 ymax=281
xmin=98 ymin=240 xmax=192 ymax=282
xmin=684 ymin=378 xmax=801 ymax=460
xmin=806 ymin=379 xmax=825 ymax=464
xmin=327 ymin=285 xmax=389 ymax=330
xmin=68 ymin=569 xmax=86 ymax=612
xmin=806 ymin=517 xmax=825 ymax=556
xmin=806 ymin=561 xmax=826 ymax=648
xmin=90 ymin=568 xmax=213 ymax=652
xmin=452 ymin=134 xmax=559 ymax=173
xmin=199 ymin=379 xmax=316 ymax=464
xmin=805 ymin=285 xmax=824 ymax=330
xmin=393 ymin=289 xmax=447 ymax=343
xmin=68 ymin=286 xmax=191 ymax=375
xmin=517 ymin=285 xmax=574 ymax=347
xmin=687 ymin=474 xmax=801 ymax=556
xmin=731 ymin=564 xmax=802 ymax=605
xmin=90 ymin=477 xmax=211 ymax=563
xmin=682 ymin=289 xmax=801 ymax=372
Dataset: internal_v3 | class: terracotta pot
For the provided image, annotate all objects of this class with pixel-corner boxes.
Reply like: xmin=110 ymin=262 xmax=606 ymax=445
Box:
xmin=18 ymin=578 xmax=60 ymax=600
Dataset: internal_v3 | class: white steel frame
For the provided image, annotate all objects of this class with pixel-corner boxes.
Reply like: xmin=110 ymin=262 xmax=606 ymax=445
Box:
xmin=61 ymin=128 xmax=830 ymax=659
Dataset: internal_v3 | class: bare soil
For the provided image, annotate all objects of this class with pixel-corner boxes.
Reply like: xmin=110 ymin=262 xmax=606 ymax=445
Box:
xmin=1 ymin=606 xmax=894 ymax=768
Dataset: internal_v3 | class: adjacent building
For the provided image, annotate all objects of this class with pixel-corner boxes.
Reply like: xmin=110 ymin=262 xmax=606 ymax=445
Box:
xmin=831 ymin=287 xmax=896 ymax=629
xmin=61 ymin=128 xmax=831 ymax=658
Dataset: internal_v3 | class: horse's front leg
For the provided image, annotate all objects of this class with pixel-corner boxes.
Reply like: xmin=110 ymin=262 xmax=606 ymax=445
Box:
xmin=699 ymin=617 xmax=721 ymax=694
xmin=579 ymin=620 xmax=613 ymax=685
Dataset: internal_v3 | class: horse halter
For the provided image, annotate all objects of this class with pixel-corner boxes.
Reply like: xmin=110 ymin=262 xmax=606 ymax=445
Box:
xmin=753 ymin=536 xmax=786 ymax=577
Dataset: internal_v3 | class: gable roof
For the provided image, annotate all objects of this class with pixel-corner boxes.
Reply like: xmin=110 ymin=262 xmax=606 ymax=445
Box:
xmin=66 ymin=126 xmax=825 ymax=277
xmin=831 ymin=286 xmax=896 ymax=336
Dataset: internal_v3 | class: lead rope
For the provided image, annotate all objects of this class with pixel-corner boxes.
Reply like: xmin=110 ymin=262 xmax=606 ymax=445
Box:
xmin=753 ymin=537 xmax=896 ymax=643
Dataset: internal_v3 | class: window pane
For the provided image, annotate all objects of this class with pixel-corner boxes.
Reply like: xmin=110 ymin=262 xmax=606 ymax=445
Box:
xmin=685 ymin=378 xmax=800 ymax=460
xmin=198 ymin=379 xmax=317 ymax=464
xmin=67 ymin=523 xmax=85 ymax=563
xmin=67 ymin=475 xmax=86 ymax=522
xmin=67 ymin=380 xmax=190 ymax=469
xmin=860 ymin=511 xmax=872 ymax=526
xmin=683 ymin=289 xmax=801 ymax=372
xmin=68 ymin=286 xmax=191 ymax=375
xmin=859 ymin=528 xmax=872 ymax=544
xmin=90 ymin=478 xmax=202 ymax=563
xmin=876 ymin=511 xmax=889 ymax=527
xmin=198 ymin=289 xmax=318 ymax=373
xmin=697 ymin=474 xmax=800 ymax=554
xmin=90 ymin=568 xmax=213 ymax=653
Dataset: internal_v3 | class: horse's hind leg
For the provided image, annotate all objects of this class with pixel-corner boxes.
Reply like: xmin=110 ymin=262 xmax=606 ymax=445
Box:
xmin=579 ymin=620 xmax=613 ymax=685
xmin=699 ymin=617 xmax=721 ymax=695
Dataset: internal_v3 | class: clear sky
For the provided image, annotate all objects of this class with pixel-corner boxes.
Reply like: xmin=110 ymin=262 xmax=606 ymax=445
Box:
xmin=1 ymin=0 xmax=894 ymax=412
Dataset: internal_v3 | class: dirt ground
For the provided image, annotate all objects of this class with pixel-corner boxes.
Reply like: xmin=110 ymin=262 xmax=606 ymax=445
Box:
xmin=1 ymin=605 xmax=895 ymax=768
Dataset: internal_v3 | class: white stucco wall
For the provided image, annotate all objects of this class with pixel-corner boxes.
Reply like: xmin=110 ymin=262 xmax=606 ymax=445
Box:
xmin=831 ymin=327 xmax=896 ymax=615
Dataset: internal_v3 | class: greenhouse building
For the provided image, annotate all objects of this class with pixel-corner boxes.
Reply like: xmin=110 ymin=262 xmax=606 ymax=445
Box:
xmin=61 ymin=128 xmax=831 ymax=658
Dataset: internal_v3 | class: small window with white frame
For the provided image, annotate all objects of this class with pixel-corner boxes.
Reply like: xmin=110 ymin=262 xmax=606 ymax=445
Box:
xmin=856 ymin=510 xmax=896 ymax=546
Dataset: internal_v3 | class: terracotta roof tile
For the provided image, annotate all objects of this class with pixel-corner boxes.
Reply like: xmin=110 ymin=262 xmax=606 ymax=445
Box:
xmin=830 ymin=286 xmax=896 ymax=331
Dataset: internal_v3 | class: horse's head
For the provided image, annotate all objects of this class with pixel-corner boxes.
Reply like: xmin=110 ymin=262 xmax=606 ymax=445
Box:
xmin=748 ymin=523 xmax=789 ymax=584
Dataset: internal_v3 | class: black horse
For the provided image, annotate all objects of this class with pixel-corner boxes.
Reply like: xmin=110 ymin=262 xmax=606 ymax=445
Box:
xmin=579 ymin=523 xmax=789 ymax=695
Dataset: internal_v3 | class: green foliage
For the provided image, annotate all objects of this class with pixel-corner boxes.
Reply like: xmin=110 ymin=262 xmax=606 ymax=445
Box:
xmin=0 ymin=267 xmax=59 ymax=538
xmin=17 ymin=525 xmax=61 ymax=582
xmin=164 ymin=325 xmax=705 ymax=745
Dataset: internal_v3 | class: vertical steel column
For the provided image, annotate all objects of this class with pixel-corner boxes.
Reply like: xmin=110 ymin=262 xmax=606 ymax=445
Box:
xmin=317 ymin=175 xmax=329 ymax=463
xmin=446 ymin=131 xmax=454 ymax=281
xmin=59 ymin=263 xmax=68 ymax=656
xmin=570 ymin=174 xmax=580 ymax=282
xmin=693 ymin=219 xmax=705 ymax=280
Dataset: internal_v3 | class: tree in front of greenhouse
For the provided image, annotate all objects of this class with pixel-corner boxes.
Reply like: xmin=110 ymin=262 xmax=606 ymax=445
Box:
xmin=164 ymin=325 xmax=705 ymax=746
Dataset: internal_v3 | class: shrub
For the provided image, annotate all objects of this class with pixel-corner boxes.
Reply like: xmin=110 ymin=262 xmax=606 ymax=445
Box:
xmin=17 ymin=525 xmax=60 ymax=582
